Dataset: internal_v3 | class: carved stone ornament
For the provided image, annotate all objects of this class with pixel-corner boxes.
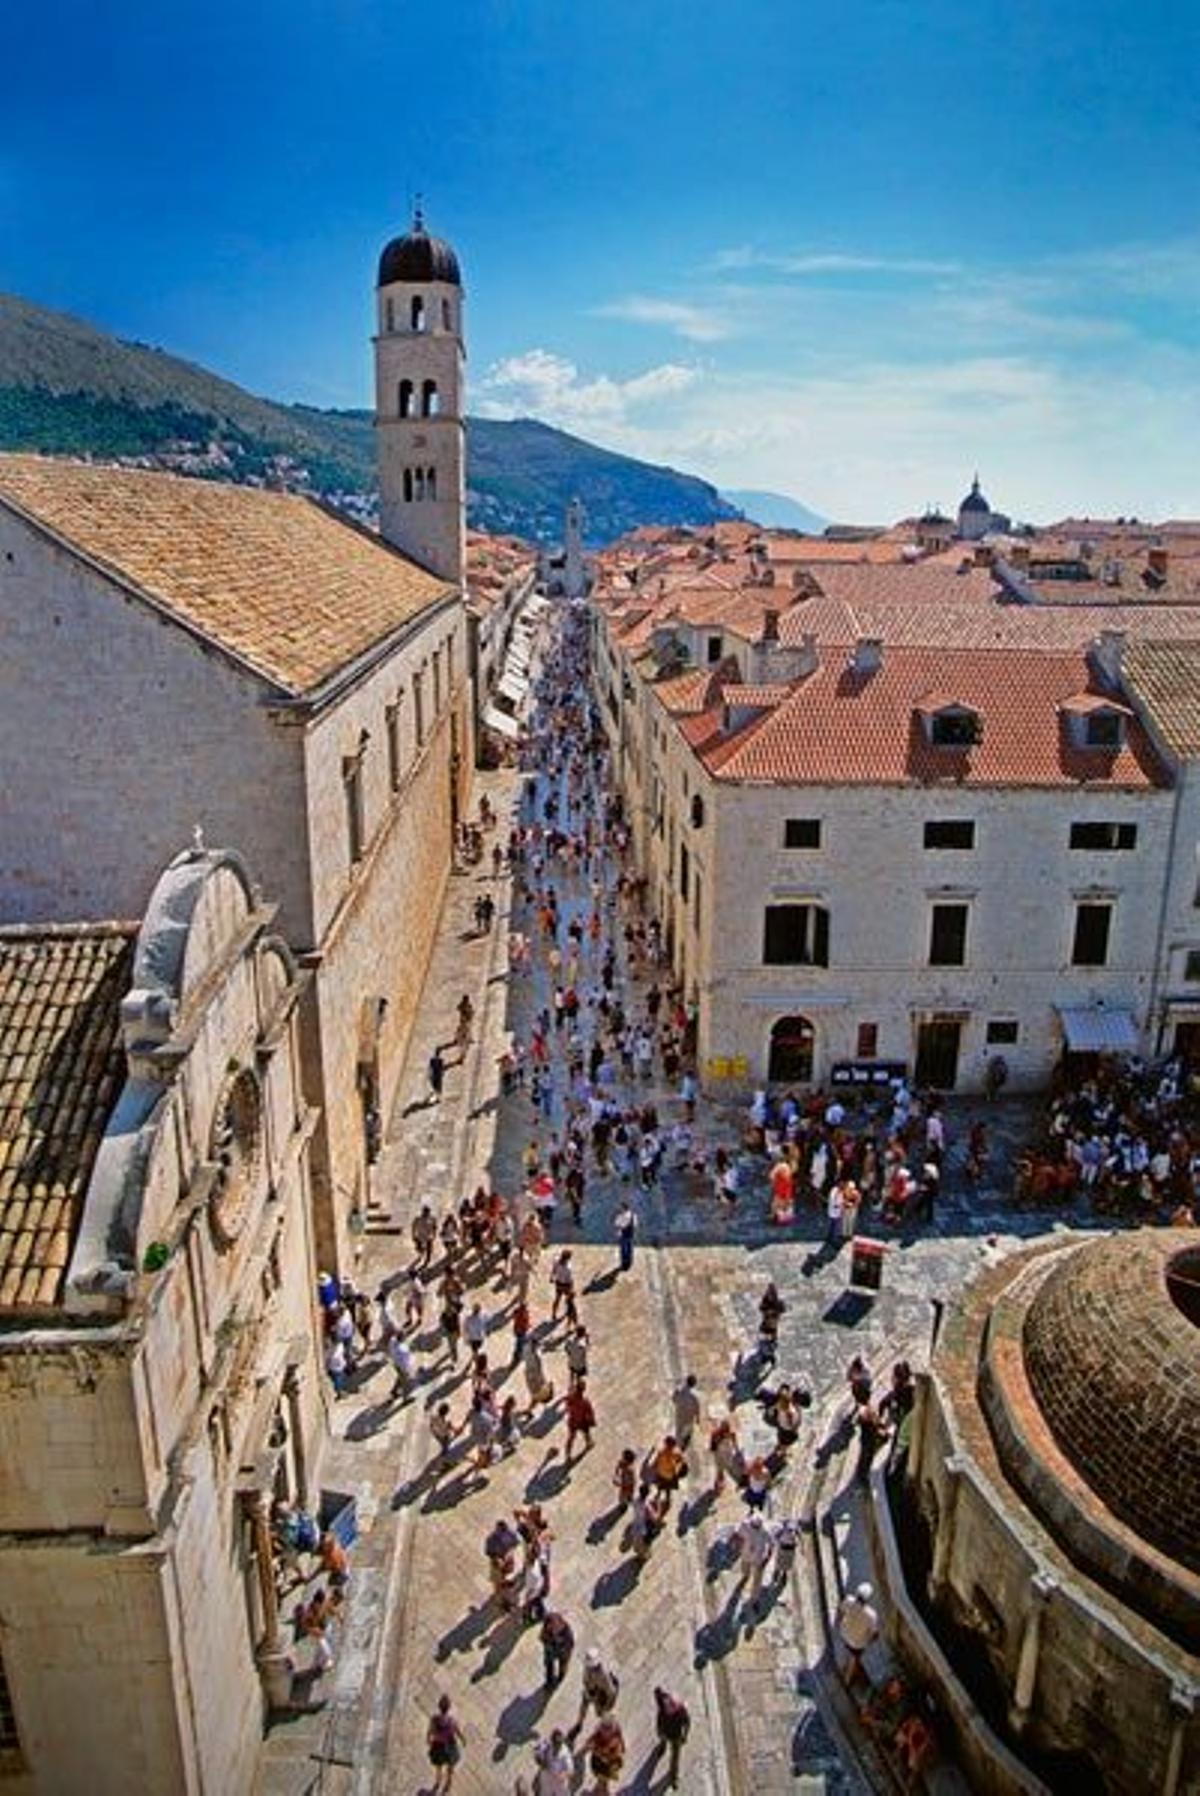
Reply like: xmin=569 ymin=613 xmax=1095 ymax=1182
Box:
xmin=209 ymin=1065 xmax=264 ymax=1248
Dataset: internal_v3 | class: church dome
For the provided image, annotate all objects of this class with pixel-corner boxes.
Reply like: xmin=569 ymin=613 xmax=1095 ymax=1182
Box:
xmin=1022 ymin=1230 xmax=1200 ymax=1575
xmin=377 ymin=209 xmax=461 ymax=288
xmin=959 ymin=476 xmax=990 ymax=515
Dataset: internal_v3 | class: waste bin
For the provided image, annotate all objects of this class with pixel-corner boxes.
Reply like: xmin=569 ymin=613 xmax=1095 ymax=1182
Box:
xmin=849 ymin=1237 xmax=886 ymax=1292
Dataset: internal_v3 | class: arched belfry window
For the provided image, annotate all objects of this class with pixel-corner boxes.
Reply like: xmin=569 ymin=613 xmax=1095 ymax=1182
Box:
xmin=442 ymin=298 xmax=452 ymax=330
xmin=403 ymin=468 xmax=414 ymax=503
xmin=422 ymin=379 xmax=440 ymax=418
xmin=385 ymin=297 xmax=395 ymax=333
xmin=427 ymin=466 xmax=438 ymax=500
xmin=398 ymin=379 xmax=415 ymax=418
xmin=410 ymin=295 xmax=425 ymax=332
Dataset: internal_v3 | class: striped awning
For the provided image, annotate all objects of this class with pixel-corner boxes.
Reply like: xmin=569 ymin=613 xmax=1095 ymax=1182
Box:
xmin=1058 ymin=1006 xmax=1139 ymax=1053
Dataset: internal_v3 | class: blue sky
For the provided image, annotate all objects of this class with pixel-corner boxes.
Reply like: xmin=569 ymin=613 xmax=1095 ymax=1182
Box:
xmin=3 ymin=0 xmax=1199 ymax=520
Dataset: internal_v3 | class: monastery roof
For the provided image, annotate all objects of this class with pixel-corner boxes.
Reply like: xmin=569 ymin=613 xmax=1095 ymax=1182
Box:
xmin=1123 ymin=640 xmax=1200 ymax=756
xmin=0 ymin=924 xmax=134 ymax=1311
xmin=690 ymin=646 xmax=1167 ymax=789
xmin=0 ymin=455 xmax=454 ymax=697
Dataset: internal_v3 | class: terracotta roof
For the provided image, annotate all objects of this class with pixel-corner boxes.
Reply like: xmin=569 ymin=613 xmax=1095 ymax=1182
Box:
xmin=0 ymin=924 xmax=134 ymax=1310
xmin=694 ymin=646 xmax=1168 ymax=790
xmin=652 ymin=668 xmax=716 ymax=714
xmin=0 ymin=454 xmax=453 ymax=697
xmin=1123 ymin=641 xmax=1200 ymax=756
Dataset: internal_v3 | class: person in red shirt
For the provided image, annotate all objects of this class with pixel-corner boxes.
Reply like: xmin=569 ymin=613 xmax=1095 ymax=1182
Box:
xmin=565 ymin=1379 xmax=596 ymax=1459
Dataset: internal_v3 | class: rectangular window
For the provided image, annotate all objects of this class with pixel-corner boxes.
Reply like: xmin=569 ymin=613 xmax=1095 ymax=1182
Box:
xmin=385 ymin=701 xmax=402 ymax=792
xmin=679 ymin=841 xmax=690 ymax=902
xmin=413 ymin=671 xmax=426 ymax=746
xmin=343 ymin=761 xmax=365 ymax=865
xmin=432 ymin=648 xmax=442 ymax=714
xmin=0 ymin=1645 xmax=20 ymax=1759
xmin=763 ymin=903 xmax=830 ymax=967
xmin=986 ymin=1019 xmax=1020 ymax=1044
xmin=1072 ymin=902 xmax=1112 ymax=967
xmin=856 ymin=1022 xmax=879 ymax=1059
xmin=784 ymin=818 xmax=822 ymax=849
xmin=1069 ymin=821 xmax=1137 ymax=851
xmin=931 ymin=710 xmax=980 ymax=746
xmin=1184 ymin=950 xmax=1200 ymax=983
xmin=929 ymin=903 xmax=968 ymax=966
xmin=924 ymin=820 xmax=975 ymax=850
xmin=694 ymin=873 xmax=702 ymax=935
xmin=706 ymin=634 xmax=723 ymax=664
xmin=1085 ymin=712 xmax=1122 ymax=748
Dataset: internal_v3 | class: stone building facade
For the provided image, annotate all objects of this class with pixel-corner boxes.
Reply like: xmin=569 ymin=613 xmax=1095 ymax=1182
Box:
xmin=0 ymin=848 xmax=325 ymax=1795
xmin=0 ymin=452 xmax=471 ymax=1274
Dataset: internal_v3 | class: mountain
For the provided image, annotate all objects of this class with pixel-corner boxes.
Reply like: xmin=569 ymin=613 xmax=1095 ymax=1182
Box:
xmin=0 ymin=292 xmax=737 ymax=545
xmin=721 ymin=488 xmax=828 ymax=532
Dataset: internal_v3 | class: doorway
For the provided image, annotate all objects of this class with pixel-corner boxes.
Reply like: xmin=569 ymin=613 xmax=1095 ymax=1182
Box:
xmin=915 ymin=1018 xmax=961 ymax=1090
xmin=1174 ymin=1021 xmax=1200 ymax=1065
xmin=768 ymin=1015 xmax=815 ymax=1084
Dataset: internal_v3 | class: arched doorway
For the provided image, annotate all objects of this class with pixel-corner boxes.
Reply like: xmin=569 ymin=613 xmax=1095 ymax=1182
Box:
xmin=768 ymin=1015 xmax=815 ymax=1084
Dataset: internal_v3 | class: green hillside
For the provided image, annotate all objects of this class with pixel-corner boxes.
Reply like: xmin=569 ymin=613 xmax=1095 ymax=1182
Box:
xmin=0 ymin=292 xmax=737 ymax=544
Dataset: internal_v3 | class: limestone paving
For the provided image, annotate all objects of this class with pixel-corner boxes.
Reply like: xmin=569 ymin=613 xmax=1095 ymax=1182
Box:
xmin=258 ymin=663 xmax=1105 ymax=1796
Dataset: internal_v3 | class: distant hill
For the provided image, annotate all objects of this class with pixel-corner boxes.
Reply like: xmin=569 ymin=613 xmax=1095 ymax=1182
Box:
xmin=721 ymin=487 xmax=828 ymax=532
xmin=0 ymin=292 xmax=738 ymax=545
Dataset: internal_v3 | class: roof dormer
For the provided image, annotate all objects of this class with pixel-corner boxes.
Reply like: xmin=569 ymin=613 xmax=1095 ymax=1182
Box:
xmin=915 ymin=694 xmax=983 ymax=747
xmin=1059 ymin=692 xmax=1132 ymax=751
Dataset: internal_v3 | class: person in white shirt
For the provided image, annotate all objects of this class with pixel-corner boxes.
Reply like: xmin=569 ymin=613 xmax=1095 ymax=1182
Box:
xmin=826 ymin=1182 xmax=845 ymax=1247
xmin=836 ymin=1581 xmax=880 ymax=1685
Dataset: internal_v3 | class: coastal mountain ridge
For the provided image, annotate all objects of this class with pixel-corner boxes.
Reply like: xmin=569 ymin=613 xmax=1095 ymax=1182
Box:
xmin=0 ymin=291 xmax=751 ymax=545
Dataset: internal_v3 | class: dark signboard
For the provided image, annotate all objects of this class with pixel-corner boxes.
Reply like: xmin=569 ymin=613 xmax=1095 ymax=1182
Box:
xmin=830 ymin=1060 xmax=908 ymax=1088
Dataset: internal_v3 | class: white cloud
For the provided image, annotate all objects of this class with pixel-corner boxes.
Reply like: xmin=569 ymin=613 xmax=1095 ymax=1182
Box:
xmin=477 ymin=348 xmax=699 ymax=434
xmin=713 ymin=246 xmax=961 ymax=278
xmin=594 ymin=295 xmax=731 ymax=342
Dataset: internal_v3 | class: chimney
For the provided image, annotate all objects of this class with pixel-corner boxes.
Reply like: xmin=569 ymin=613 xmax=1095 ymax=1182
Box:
xmin=853 ymin=637 xmax=883 ymax=676
xmin=1148 ymin=546 xmax=1169 ymax=581
xmin=973 ymin=544 xmax=995 ymax=568
xmin=1010 ymin=543 xmax=1031 ymax=570
xmin=1094 ymin=628 xmax=1127 ymax=683
xmin=762 ymin=607 xmax=779 ymax=643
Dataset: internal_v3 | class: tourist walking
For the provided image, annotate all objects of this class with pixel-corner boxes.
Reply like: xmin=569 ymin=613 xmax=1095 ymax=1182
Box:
xmin=426 ymin=1694 xmax=465 ymax=1791
xmin=652 ymin=1687 xmax=691 ymax=1789
xmin=836 ymin=1582 xmax=880 ymax=1686
xmin=614 ymin=1196 xmax=637 ymax=1272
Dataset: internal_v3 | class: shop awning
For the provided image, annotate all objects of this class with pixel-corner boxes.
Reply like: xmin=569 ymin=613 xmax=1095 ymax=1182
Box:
xmin=482 ymin=705 xmax=520 ymax=741
xmin=1058 ymin=1006 xmax=1139 ymax=1053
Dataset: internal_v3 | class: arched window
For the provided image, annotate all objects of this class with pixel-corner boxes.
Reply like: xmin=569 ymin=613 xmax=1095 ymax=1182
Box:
xmin=768 ymin=1015 xmax=815 ymax=1084
xmin=398 ymin=379 xmax=415 ymax=418
xmin=414 ymin=468 xmax=426 ymax=502
xmin=402 ymin=468 xmax=414 ymax=503
xmin=385 ymin=297 xmax=395 ymax=333
xmin=410 ymin=295 xmax=425 ymax=332
xmin=442 ymin=298 xmax=452 ymax=330
xmin=422 ymin=379 xmax=440 ymax=418
xmin=427 ymin=466 xmax=438 ymax=501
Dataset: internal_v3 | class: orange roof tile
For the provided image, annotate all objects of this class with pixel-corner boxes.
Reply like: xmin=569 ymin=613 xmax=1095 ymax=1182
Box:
xmin=0 ymin=454 xmax=453 ymax=696
xmin=0 ymin=924 xmax=135 ymax=1311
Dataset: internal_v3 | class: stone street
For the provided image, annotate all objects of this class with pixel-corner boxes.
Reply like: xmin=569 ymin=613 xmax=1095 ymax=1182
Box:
xmin=257 ymin=656 xmax=1104 ymax=1796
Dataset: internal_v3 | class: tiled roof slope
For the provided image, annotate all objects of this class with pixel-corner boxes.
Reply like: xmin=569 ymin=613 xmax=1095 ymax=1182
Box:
xmin=0 ymin=455 xmax=453 ymax=696
xmin=1123 ymin=641 xmax=1200 ymax=757
xmin=700 ymin=647 xmax=1168 ymax=790
xmin=0 ymin=924 xmax=134 ymax=1309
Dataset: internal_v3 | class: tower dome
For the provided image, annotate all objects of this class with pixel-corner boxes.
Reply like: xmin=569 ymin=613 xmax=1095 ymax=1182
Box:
xmin=377 ymin=205 xmax=461 ymax=288
xmin=959 ymin=474 xmax=990 ymax=515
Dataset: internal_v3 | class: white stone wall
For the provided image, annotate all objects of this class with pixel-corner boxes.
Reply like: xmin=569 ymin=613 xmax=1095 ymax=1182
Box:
xmin=0 ymin=512 xmax=312 ymax=940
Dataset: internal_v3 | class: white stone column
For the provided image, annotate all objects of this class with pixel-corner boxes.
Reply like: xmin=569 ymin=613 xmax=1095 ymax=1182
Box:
xmin=245 ymin=1490 xmax=293 ymax=1711
xmin=928 ymin=1454 xmax=964 ymax=1601
xmin=1161 ymin=1682 xmax=1195 ymax=1796
xmin=1008 ymin=1568 xmax=1057 ymax=1735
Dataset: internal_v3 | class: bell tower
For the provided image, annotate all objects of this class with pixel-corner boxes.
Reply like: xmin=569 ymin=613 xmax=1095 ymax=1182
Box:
xmin=374 ymin=206 xmax=465 ymax=586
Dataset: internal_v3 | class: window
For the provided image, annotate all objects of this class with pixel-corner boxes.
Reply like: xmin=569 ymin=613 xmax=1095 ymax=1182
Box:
xmin=694 ymin=873 xmax=702 ymax=934
xmin=413 ymin=670 xmax=426 ymax=747
xmin=763 ymin=904 xmax=830 ymax=966
xmin=1072 ymin=902 xmax=1112 ymax=967
xmin=679 ymin=841 xmax=690 ymax=902
xmin=1070 ymin=821 xmax=1137 ymax=851
xmin=385 ymin=700 xmax=402 ymax=792
xmin=1085 ymin=711 xmax=1123 ymax=748
xmin=690 ymin=794 xmax=705 ymax=829
xmin=924 ymin=820 xmax=975 ymax=850
xmin=0 ymin=1645 xmax=21 ymax=1759
xmin=414 ymin=468 xmax=426 ymax=502
xmin=343 ymin=755 xmax=365 ymax=865
xmin=784 ymin=818 xmax=822 ymax=849
xmin=930 ymin=709 xmax=981 ymax=746
xmin=410 ymin=294 xmax=425 ymax=331
xmin=442 ymin=297 xmax=453 ymax=330
xmin=385 ymin=297 xmax=395 ymax=333
xmin=422 ymin=378 xmax=440 ymax=417
xmin=403 ymin=468 xmax=414 ymax=503
xmin=427 ymin=465 xmax=438 ymax=500
xmin=986 ymin=1019 xmax=1020 ymax=1044
xmin=432 ymin=648 xmax=442 ymax=714
xmin=1185 ymin=951 xmax=1200 ymax=983
xmin=706 ymin=634 xmax=723 ymax=664
xmin=398 ymin=378 xmax=415 ymax=418
xmin=856 ymin=1022 xmax=879 ymax=1059
xmin=929 ymin=903 xmax=968 ymax=966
